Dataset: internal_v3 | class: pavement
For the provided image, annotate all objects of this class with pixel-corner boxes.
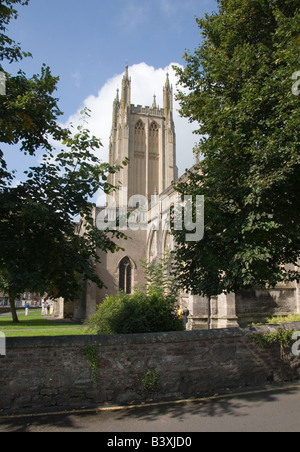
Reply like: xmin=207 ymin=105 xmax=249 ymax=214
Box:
xmin=1 ymin=383 xmax=300 ymax=433
xmin=0 ymin=310 xmax=23 ymax=317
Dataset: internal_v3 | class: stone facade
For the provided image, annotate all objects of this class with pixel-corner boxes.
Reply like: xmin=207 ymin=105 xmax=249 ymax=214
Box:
xmin=108 ymin=66 xmax=178 ymax=206
xmin=1 ymin=323 xmax=300 ymax=414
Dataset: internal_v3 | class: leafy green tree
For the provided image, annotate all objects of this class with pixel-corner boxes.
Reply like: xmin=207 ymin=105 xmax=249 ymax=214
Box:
xmin=142 ymin=251 xmax=179 ymax=300
xmin=173 ymin=0 xmax=300 ymax=298
xmin=0 ymin=0 xmax=54 ymax=184
xmin=0 ymin=0 xmax=31 ymax=63
xmin=0 ymin=119 xmax=125 ymax=322
xmin=0 ymin=1 xmax=126 ymax=322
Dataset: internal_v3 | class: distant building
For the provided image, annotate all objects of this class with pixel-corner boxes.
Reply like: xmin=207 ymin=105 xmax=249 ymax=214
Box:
xmin=0 ymin=292 xmax=43 ymax=308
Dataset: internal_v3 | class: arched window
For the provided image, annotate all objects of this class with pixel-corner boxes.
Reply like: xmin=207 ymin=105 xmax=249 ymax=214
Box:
xmin=135 ymin=119 xmax=145 ymax=131
xmin=149 ymin=122 xmax=159 ymax=153
xmin=134 ymin=120 xmax=146 ymax=196
xmin=148 ymin=122 xmax=159 ymax=197
xmin=119 ymin=257 xmax=132 ymax=294
xmin=134 ymin=120 xmax=146 ymax=153
xmin=150 ymin=121 xmax=159 ymax=134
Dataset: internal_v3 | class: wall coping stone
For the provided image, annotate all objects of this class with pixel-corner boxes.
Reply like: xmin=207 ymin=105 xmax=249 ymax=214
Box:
xmin=6 ymin=322 xmax=300 ymax=349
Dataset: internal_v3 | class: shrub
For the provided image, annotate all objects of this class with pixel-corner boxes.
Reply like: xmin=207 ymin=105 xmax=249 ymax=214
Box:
xmin=87 ymin=291 xmax=184 ymax=335
xmin=251 ymin=328 xmax=295 ymax=353
xmin=140 ymin=370 xmax=160 ymax=397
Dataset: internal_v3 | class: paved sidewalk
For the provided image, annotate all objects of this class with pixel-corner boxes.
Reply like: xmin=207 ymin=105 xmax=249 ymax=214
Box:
xmin=1 ymin=384 xmax=300 ymax=432
xmin=0 ymin=311 xmax=23 ymax=317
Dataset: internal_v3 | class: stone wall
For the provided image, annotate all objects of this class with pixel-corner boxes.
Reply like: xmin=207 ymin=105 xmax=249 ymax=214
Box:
xmin=236 ymin=285 xmax=299 ymax=327
xmin=1 ymin=323 xmax=300 ymax=415
xmin=184 ymin=284 xmax=300 ymax=330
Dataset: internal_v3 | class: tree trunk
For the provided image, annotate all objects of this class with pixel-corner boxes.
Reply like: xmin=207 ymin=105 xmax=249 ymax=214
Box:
xmin=9 ymin=289 xmax=19 ymax=324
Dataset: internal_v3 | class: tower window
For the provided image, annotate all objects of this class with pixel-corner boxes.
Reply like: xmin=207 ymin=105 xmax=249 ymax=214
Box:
xmin=119 ymin=257 xmax=132 ymax=294
xmin=149 ymin=122 xmax=159 ymax=148
xmin=135 ymin=119 xmax=145 ymax=132
xmin=134 ymin=120 xmax=146 ymax=154
xmin=150 ymin=122 xmax=159 ymax=133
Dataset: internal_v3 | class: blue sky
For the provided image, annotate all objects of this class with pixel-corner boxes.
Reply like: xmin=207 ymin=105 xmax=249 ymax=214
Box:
xmin=5 ymin=0 xmax=218 ymax=185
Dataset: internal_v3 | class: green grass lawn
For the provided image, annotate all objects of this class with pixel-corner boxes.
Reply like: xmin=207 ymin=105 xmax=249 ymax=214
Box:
xmin=0 ymin=309 xmax=91 ymax=337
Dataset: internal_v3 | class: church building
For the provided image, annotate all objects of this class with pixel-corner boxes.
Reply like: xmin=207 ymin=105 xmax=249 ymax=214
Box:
xmin=65 ymin=66 xmax=300 ymax=329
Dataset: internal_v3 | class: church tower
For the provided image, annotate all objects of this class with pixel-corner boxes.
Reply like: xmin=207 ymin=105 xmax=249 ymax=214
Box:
xmin=108 ymin=66 xmax=178 ymax=207
xmin=73 ymin=66 xmax=180 ymax=320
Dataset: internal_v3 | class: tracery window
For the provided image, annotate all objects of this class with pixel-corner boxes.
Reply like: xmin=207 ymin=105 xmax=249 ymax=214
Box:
xmin=135 ymin=119 xmax=145 ymax=131
xmin=149 ymin=122 xmax=159 ymax=153
xmin=134 ymin=120 xmax=146 ymax=155
xmin=149 ymin=122 xmax=159 ymax=133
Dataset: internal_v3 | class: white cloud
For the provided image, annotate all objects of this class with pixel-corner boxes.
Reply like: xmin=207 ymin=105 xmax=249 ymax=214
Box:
xmin=63 ymin=63 xmax=197 ymax=204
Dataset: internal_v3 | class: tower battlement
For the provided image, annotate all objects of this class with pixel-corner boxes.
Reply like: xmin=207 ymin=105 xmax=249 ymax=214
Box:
xmin=130 ymin=104 xmax=165 ymax=118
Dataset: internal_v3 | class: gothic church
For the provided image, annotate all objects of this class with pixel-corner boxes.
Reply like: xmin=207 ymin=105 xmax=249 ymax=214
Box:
xmin=66 ymin=67 xmax=300 ymax=329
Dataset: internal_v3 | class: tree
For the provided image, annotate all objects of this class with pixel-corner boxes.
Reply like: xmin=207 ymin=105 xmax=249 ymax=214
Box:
xmin=0 ymin=65 xmax=66 ymax=175
xmin=0 ymin=0 xmax=30 ymax=62
xmin=0 ymin=116 xmax=126 ymax=322
xmin=142 ymin=252 xmax=179 ymax=300
xmin=0 ymin=1 xmax=126 ymax=322
xmin=0 ymin=0 xmax=49 ymax=184
xmin=173 ymin=0 xmax=300 ymax=298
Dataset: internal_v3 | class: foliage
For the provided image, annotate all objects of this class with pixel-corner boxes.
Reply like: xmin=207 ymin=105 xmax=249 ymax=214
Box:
xmin=88 ymin=253 xmax=183 ymax=335
xmin=0 ymin=115 xmax=126 ymax=322
xmin=267 ymin=314 xmax=300 ymax=324
xmin=85 ymin=346 xmax=99 ymax=386
xmin=0 ymin=2 xmax=126 ymax=322
xmin=139 ymin=370 xmax=160 ymax=397
xmin=172 ymin=0 xmax=300 ymax=298
xmin=252 ymin=328 xmax=295 ymax=349
xmin=87 ymin=291 xmax=184 ymax=335
xmin=142 ymin=252 xmax=179 ymax=300
xmin=0 ymin=0 xmax=31 ymax=64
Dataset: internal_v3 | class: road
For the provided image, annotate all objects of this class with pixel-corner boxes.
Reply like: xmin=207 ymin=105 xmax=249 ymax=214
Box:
xmin=1 ymin=384 xmax=300 ymax=433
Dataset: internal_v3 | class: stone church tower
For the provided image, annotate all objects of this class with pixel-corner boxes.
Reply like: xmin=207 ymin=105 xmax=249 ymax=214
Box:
xmin=108 ymin=66 xmax=178 ymax=206
xmin=68 ymin=66 xmax=179 ymax=320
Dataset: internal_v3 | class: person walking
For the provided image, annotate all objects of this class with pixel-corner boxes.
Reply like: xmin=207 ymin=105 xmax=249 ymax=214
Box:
xmin=25 ymin=302 xmax=30 ymax=317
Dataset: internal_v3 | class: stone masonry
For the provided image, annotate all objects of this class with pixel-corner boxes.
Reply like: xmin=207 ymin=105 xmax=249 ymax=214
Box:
xmin=1 ymin=323 xmax=300 ymax=415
